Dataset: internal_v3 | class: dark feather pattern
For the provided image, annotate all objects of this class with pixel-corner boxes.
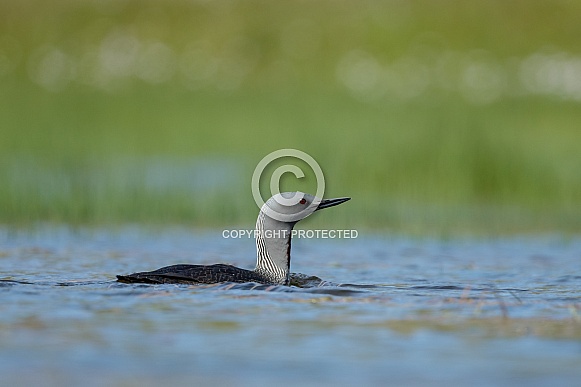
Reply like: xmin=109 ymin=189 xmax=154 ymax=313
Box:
xmin=116 ymin=264 xmax=274 ymax=285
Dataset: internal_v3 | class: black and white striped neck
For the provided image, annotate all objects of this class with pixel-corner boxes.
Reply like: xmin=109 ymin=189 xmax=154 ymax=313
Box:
xmin=253 ymin=210 xmax=294 ymax=285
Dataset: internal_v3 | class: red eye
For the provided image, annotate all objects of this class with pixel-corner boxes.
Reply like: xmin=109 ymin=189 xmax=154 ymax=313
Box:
xmin=300 ymin=198 xmax=306 ymax=204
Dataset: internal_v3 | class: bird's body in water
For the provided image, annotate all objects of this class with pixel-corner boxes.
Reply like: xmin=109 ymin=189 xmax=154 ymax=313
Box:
xmin=117 ymin=192 xmax=350 ymax=286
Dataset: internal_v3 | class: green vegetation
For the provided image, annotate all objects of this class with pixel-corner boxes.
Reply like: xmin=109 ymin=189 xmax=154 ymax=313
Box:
xmin=1 ymin=0 xmax=580 ymax=233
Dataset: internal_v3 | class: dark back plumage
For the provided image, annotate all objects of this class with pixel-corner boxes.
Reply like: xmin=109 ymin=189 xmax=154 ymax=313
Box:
xmin=117 ymin=264 xmax=273 ymax=284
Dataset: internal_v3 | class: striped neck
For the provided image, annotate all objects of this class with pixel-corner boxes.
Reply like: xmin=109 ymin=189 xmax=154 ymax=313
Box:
xmin=254 ymin=211 xmax=294 ymax=285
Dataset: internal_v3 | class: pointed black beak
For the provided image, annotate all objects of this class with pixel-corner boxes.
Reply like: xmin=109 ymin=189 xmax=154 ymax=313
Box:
xmin=316 ymin=197 xmax=351 ymax=211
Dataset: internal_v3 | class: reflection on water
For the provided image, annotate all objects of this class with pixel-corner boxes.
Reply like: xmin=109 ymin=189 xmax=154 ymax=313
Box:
xmin=1 ymin=226 xmax=580 ymax=386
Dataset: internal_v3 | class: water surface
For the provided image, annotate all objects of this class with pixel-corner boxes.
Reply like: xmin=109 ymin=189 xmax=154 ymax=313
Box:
xmin=1 ymin=227 xmax=580 ymax=386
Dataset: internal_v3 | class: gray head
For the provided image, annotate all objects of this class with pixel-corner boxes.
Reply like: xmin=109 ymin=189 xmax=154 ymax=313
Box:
xmin=254 ymin=191 xmax=350 ymax=285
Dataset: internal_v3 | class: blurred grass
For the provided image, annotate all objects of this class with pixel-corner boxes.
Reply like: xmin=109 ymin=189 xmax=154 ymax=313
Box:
xmin=1 ymin=0 xmax=581 ymax=233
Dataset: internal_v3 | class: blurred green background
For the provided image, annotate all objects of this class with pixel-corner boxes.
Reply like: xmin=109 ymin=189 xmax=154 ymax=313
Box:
xmin=1 ymin=0 xmax=580 ymax=233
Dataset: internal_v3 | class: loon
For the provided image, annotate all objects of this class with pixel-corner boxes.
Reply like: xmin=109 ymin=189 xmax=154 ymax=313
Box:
xmin=116 ymin=192 xmax=350 ymax=286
